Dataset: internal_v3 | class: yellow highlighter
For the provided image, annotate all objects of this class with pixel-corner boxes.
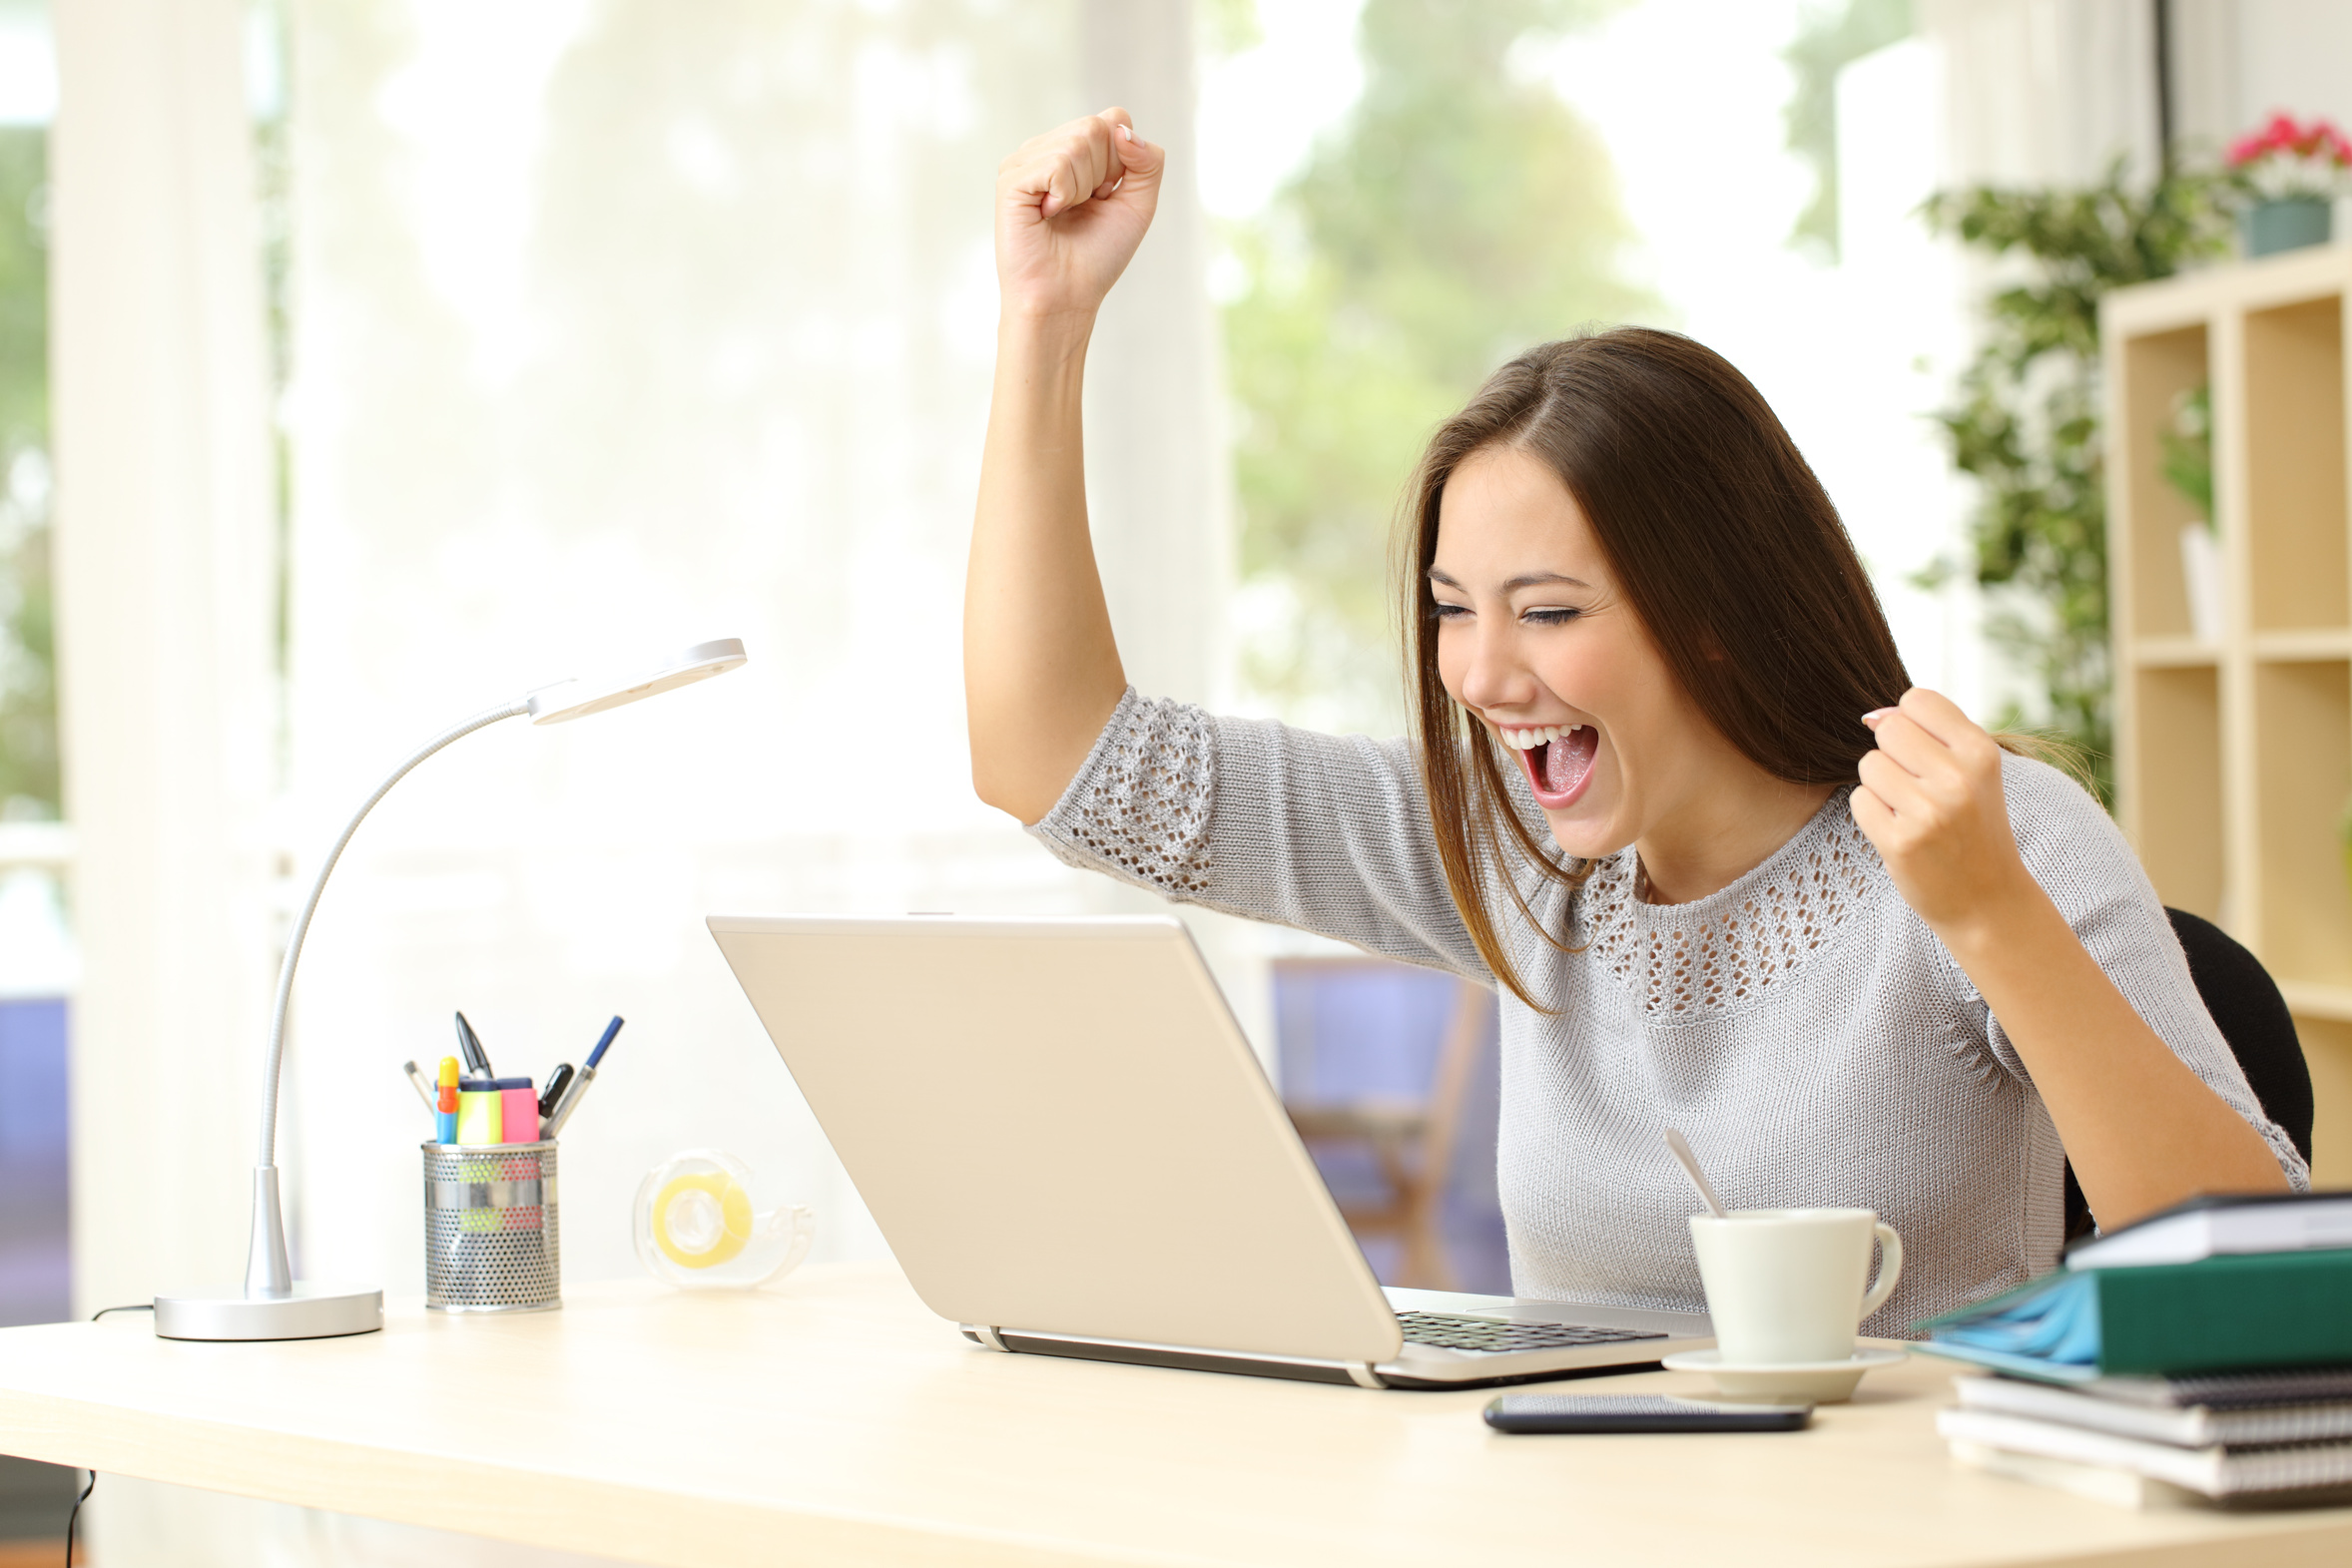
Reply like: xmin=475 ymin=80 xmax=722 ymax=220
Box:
xmin=454 ymin=1078 xmax=503 ymax=1146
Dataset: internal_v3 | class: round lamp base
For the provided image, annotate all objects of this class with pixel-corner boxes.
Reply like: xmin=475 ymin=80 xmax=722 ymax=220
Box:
xmin=153 ymin=1283 xmax=382 ymax=1341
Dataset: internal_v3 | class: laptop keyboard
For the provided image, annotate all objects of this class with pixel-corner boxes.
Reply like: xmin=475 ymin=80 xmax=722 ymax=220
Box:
xmin=1396 ymin=1310 xmax=1669 ymax=1355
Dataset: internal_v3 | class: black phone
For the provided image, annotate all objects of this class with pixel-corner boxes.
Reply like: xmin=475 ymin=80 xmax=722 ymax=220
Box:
xmin=1482 ymin=1394 xmax=1812 ymax=1433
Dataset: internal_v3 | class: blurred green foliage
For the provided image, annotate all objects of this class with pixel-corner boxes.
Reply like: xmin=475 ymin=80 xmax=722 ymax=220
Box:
xmin=0 ymin=125 xmax=52 ymax=817
xmin=1221 ymin=0 xmax=1652 ymax=732
xmin=1923 ymin=162 xmax=2235 ymax=805
xmin=1782 ymin=0 xmax=1912 ymax=261
xmin=1197 ymin=0 xmax=1263 ymax=56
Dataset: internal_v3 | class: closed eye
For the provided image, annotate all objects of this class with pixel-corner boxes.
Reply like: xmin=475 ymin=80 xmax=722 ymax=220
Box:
xmin=1431 ymin=601 xmax=1471 ymax=620
xmin=1523 ymin=607 xmax=1582 ymax=626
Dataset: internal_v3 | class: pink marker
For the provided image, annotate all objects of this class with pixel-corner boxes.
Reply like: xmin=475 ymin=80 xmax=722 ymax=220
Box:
xmin=498 ymin=1079 xmax=539 ymax=1145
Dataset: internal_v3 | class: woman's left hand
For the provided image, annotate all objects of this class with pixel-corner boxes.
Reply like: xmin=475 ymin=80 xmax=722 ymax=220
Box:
xmin=1851 ymin=688 xmax=2034 ymax=941
xmin=1854 ymin=692 xmax=2292 ymax=1220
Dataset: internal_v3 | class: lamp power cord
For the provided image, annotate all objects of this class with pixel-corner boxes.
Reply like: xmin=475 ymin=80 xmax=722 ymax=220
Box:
xmin=66 ymin=1305 xmax=154 ymax=1566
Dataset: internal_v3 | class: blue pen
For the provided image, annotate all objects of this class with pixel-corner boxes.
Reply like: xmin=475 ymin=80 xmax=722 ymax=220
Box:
xmin=541 ymin=1017 xmax=623 ymax=1139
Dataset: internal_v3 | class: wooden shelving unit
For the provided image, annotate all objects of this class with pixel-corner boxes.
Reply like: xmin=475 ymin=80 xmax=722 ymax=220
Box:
xmin=2105 ymin=244 xmax=2352 ymax=1186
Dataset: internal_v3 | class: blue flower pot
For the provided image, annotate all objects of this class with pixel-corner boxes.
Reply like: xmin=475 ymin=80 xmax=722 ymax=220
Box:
xmin=2242 ymin=197 xmax=2333 ymax=258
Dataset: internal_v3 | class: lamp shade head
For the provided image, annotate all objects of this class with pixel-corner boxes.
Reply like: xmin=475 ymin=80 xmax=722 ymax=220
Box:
xmin=526 ymin=638 xmax=747 ymax=726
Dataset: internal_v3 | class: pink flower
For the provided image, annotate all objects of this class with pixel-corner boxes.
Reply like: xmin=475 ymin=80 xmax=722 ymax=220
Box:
xmin=2229 ymin=112 xmax=2352 ymax=178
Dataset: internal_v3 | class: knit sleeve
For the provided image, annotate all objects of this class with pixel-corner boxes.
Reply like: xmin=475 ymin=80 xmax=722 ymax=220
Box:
xmin=1025 ymin=688 xmax=1491 ymax=981
xmin=1964 ymin=755 xmax=2309 ymax=1190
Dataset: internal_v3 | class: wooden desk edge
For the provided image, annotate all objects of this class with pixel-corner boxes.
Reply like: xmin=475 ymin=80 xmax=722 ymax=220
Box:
xmin=9 ymin=1272 xmax=2352 ymax=1568
xmin=0 ymin=1384 xmax=1137 ymax=1568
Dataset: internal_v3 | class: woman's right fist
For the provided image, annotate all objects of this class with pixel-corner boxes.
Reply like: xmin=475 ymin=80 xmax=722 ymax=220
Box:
xmin=994 ymin=109 xmax=1165 ymax=324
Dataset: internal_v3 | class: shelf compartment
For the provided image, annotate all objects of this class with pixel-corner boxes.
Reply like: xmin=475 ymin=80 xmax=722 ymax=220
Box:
xmin=2290 ymin=1016 xmax=2352 ymax=1186
xmin=2131 ymin=636 xmax=2220 ymax=668
xmin=2253 ymin=628 xmax=2352 ymax=661
xmin=2253 ymin=658 xmax=2352 ymax=988
xmin=2118 ymin=324 xmax=2211 ymax=641
xmin=2128 ymin=665 xmax=2222 ymax=921
xmin=2243 ymin=296 xmax=2349 ymax=635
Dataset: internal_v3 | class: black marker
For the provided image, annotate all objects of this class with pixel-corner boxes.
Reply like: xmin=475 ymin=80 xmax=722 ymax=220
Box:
xmin=537 ymin=1063 xmax=575 ymax=1122
xmin=454 ymin=1011 xmax=495 ymax=1078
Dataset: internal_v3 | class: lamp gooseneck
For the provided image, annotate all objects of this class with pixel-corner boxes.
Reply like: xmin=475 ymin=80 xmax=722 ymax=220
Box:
xmin=243 ymin=698 xmax=531 ymax=1298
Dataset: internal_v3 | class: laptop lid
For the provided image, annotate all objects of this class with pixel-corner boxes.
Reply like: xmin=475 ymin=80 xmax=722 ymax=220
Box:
xmin=707 ymin=913 xmax=1404 ymax=1363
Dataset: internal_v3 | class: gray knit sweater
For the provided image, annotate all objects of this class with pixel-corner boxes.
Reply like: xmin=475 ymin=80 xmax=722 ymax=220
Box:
xmin=1030 ymin=690 xmax=2309 ymax=1334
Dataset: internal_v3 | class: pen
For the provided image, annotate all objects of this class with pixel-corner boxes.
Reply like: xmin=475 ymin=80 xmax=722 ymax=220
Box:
xmin=454 ymin=1011 xmax=495 ymax=1077
xmin=541 ymin=1016 xmax=623 ymax=1138
xmin=402 ymin=1060 xmax=436 ymax=1113
xmin=435 ymin=1056 xmax=459 ymax=1145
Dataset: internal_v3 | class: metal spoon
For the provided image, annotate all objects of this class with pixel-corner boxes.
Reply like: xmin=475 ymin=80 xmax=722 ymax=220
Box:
xmin=1663 ymin=1128 xmax=1728 ymax=1219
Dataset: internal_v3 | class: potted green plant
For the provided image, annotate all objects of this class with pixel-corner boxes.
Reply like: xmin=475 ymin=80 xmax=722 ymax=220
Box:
xmin=2227 ymin=112 xmax=2352 ymax=257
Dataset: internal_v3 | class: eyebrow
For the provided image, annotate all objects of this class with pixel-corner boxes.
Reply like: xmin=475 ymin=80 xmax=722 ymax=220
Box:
xmin=1425 ymin=568 xmax=1591 ymax=592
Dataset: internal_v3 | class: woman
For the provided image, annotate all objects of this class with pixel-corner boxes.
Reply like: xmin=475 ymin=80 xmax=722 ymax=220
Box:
xmin=965 ymin=111 xmax=2302 ymax=1331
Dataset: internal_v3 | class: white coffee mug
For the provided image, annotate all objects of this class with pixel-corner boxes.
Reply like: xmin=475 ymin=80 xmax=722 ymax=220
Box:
xmin=1688 ymin=1208 xmax=1903 ymax=1364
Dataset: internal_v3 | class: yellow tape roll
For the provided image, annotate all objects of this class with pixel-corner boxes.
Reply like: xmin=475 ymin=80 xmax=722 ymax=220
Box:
xmin=650 ymin=1171 xmax=753 ymax=1269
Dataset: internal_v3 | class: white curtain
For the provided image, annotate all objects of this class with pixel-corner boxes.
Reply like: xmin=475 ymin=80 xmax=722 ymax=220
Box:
xmin=52 ymin=0 xmax=279 ymax=1327
xmin=53 ymin=0 xmax=283 ymax=1559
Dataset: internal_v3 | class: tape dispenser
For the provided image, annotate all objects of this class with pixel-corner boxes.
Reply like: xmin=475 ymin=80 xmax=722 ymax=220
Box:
xmin=632 ymin=1148 xmax=815 ymax=1291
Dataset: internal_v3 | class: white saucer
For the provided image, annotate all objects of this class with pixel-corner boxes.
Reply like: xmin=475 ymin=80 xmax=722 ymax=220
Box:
xmin=1659 ymin=1344 xmax=1908 ymax=1404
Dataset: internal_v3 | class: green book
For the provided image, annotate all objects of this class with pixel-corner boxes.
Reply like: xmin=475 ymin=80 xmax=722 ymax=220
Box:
xmin=1915 ymin=1248 xmax=2352 ymax=1381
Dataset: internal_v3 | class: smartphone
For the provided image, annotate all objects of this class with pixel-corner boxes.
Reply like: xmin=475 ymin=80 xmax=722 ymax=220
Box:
xmin=1482 ymin=1394 xmax=1812 ymax=1433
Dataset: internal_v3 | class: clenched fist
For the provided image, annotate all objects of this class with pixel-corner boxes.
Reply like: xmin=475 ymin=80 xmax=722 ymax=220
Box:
xmin=995 ymin=110 xmax=1166 ymax=324
xmin=1851 ymin=689 xmax=2035 ymax=942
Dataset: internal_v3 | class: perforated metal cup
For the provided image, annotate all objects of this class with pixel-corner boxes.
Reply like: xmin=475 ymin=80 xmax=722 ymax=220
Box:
xmin=422 ymin=1141 xmax=561 ymax=1312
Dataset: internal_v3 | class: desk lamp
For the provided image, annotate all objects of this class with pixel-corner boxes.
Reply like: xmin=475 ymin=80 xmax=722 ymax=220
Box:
xmin=153 ymin=639 xmax=748 ymax=1340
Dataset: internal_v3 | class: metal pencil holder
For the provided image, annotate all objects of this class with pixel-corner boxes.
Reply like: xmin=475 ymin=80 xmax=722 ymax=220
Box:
xmin=422 ymin=1141 xmax=561 ymax=1312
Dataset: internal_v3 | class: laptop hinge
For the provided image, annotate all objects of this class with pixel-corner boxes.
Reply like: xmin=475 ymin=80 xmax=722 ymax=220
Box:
xmin=1345 ymin=1362 xmax=1385 ymax=1390
xmin=962 ymin=1323 xmax=1010 ymax=1352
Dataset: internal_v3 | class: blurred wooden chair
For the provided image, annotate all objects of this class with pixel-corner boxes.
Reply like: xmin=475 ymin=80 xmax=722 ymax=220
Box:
xmin=1274 ymin=956 xmax=1491 ymax=1292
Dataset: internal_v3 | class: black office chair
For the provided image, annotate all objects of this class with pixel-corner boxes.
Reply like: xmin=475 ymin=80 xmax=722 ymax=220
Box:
xmin=2059 ymin=907 xmax=2316 ymax=1243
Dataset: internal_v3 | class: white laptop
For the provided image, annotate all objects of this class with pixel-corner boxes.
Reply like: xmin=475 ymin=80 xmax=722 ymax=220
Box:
xmin=706 ymin=913 xmax=1713 ymax=1389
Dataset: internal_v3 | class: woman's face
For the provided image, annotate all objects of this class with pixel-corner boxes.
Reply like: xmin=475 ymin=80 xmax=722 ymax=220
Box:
xmin=1430 ymin=445 xmax=1741 ymax=861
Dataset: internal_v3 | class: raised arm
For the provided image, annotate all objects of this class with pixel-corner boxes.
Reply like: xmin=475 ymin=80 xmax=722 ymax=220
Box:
xmin=964 ymin=111 xmax=1164 ymax=823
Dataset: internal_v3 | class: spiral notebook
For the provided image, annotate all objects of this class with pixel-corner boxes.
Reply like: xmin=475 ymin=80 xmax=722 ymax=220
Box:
xmin=1954 ymin=1373 xmax=2352 ymax=1447
xmin=1939 ymin=1407 xmax=2352 ymax=1499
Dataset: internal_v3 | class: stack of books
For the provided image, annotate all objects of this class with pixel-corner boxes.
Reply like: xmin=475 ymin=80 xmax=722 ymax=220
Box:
xmin=1920 ymin=1192 xmax=2352 ymax=1508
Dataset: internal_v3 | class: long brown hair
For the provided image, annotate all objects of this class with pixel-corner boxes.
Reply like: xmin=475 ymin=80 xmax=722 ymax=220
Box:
xmin=1400 ymin=328 xmax=1911 ymax=1007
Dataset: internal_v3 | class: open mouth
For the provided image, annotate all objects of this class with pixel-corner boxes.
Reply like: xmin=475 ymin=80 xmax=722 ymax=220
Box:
xmin=1498 ymin=724 xmax=1599 ymax=807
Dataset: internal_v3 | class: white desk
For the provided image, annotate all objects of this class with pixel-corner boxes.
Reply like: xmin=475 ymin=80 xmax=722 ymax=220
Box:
xmin=1 ymin=1261 xmax=2347 ymax=1567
